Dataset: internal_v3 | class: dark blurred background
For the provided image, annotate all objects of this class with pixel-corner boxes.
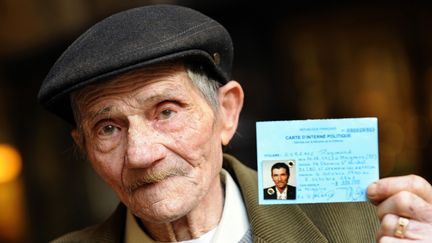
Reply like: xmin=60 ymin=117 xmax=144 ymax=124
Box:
xmin=1 ymin=0 xmax=432 ymax=242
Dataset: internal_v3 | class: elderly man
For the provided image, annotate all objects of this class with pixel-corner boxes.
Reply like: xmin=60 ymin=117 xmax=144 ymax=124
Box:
xmin=38 ymin=4 xmax=432 ymax=243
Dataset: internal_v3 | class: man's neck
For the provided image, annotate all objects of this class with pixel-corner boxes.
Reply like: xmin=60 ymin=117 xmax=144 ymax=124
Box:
xmin=277 ymin=185 xmax=287 ymax=193
xmin=138 ymin=175 xmax=224 ymax=242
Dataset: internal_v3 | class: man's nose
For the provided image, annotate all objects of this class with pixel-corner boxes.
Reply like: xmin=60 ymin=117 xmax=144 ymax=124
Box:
xmin=125 ymin=118 xmax=166 ymax=168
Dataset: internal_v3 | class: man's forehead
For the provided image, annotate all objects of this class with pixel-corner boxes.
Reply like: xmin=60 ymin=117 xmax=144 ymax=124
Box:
xmin=72 ymin=64 xmax=199 ymax=119
xmin=272 ymin=168 xmax=288 ymax=173
xmin=76 ymin=87 xmax=192 ymax=126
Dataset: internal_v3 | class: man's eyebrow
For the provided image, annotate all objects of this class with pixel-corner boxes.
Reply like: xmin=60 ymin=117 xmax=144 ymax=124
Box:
xmin=136 ymin=94 xmax=170 ymax=105
xmin=82 ymin=106 xmax=116 ymax=122
xmin=81 ymin=90 xmax=182 ymax=122
xmin=136 ymin=88 xmax=181 ymax=105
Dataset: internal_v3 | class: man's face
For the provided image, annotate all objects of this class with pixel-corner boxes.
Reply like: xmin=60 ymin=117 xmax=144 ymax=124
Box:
xmin=272 ymin=168 xmax=288 ymax=191
xmin=73 ymin=64 xmax=228 ymax=223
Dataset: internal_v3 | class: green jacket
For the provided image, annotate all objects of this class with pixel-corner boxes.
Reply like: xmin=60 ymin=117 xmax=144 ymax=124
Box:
xmin=52 ymin=154 xmax=379 ymax=242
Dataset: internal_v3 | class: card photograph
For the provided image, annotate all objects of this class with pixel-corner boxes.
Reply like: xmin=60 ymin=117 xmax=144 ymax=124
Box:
xmin=262 ymin=160 xmax=297 ymax=200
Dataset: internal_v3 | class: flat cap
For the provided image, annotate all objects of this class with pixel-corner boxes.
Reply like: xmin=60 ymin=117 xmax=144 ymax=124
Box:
xmin=38 ymin=4 xmax=233 ymax=123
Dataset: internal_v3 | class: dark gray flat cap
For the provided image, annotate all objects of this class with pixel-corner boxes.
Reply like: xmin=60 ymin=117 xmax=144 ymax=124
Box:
xmin=38 ymin=4 xmax=233 ymax=124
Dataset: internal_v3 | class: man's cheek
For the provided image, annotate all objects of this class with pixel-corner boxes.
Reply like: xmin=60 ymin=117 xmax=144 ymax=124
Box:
xmin=173 ymin=126 xmax=213 ymax=156
xmin=90 ymin=155 xmax=122 ymax=185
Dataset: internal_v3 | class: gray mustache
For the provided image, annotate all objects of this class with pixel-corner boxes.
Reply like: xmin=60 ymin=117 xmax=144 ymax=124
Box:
xmin=126 ymin=167 xmax=189 ymax=194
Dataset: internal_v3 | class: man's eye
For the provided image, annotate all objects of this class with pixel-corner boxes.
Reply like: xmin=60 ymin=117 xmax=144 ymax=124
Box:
xmin=98 ymin=124 xmax=117 ymax=136
xmin=159 ymin=109 xmax=176 ymax=120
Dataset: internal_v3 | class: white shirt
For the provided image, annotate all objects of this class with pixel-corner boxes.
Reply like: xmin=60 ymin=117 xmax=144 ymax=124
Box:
xmin=276 ymin=186 xmax=288 ymax=200
xmin=124 ymin=169 xmax=250 ymax=243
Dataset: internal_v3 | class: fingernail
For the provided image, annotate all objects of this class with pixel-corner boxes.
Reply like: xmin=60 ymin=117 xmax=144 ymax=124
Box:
xmin=367 ymin=182 xmax=377 ymax=199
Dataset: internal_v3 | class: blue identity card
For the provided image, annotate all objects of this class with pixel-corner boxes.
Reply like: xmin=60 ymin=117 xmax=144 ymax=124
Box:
xmin=256 ymin=117 xmax=379 ymax=204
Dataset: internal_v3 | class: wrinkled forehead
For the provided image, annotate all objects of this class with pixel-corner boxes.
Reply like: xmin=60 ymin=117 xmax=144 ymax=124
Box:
xmin=70 ymin=62 xmax=203 ymax=124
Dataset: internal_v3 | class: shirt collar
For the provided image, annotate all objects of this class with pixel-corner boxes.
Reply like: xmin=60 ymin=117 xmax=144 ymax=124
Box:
xmin=276 ymin=186 xmax=288 ymax=199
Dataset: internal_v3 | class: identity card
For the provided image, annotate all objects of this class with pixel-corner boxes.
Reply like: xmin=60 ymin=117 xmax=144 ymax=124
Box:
xmin=256 ymin=117 xmax=379 ymax=204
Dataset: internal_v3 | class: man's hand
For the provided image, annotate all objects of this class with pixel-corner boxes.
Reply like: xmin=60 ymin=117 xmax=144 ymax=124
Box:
xmin=367 ymin=175 xmax=432 ymax=242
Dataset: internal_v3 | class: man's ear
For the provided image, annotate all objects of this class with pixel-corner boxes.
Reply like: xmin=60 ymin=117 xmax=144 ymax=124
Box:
xmin=218 ymin=80 xmax=244 ymax=145
xmin=71 ymin=129 xmax=82 ymax=149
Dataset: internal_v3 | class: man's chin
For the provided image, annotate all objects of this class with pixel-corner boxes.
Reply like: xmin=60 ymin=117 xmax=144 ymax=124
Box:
xmin=131 ymin=199 xmax=192 ymax=224
xmin=124 ymin=183 xmax=197 ymax=222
